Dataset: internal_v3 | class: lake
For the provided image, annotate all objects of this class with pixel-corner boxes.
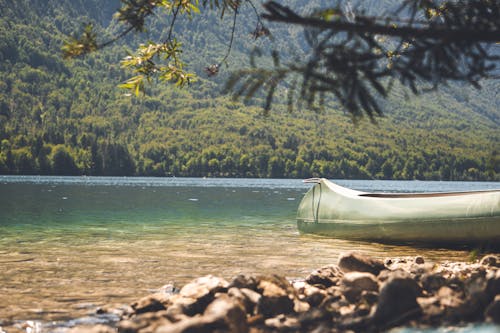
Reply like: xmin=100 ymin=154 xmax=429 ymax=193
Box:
xmin=1 ymin=176 xmax=499 ymax=331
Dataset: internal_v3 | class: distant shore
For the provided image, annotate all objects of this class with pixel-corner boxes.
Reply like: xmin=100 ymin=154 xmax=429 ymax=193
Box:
xmin=54 ymin=252 xmax=500 ymax=333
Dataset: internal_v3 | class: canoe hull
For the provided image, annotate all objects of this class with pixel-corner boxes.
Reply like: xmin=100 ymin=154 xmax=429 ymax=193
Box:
xmin=297 ymin=179 xmax=500 ymax=245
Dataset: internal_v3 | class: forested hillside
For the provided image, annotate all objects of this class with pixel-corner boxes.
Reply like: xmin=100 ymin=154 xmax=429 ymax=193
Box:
xmin=0 ymin=0 xmax=498 ymax=180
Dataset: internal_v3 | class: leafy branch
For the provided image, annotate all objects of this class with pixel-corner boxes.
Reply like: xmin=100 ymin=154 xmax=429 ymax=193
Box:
xmin=63 ymin=0 xmax=269 ymax=95
xmin=229 ymin=0 xmax=499 ymax=120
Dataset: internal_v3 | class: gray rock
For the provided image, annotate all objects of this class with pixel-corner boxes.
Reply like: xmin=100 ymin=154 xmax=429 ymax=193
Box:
xmin=486 ymin=270 xmax=500 ymax=297
xmin=229 ymin=274 xmax=258 ymax=290
xmin=421 ymin=273 xmax=447 ymax=292
xmin=131 ymin=295 xmax=167 ymax=315
xmin=179 ymin=275 xmax=229 ymax=299
xmin=360 ymin=291 xmax=379 ymax=306
xmin=156 ymin=294 xmax=248 ymax=333
xmin=342 ymin=272 xmax=379 ymax=292
xmin=305 ymin=265 xmax=343 ymax=288
xmin=256 ymin=276 xmax=296 ymax=317
xmin=117 ymin=311 xmax=171 ymax=333
xmin=338 ymin=252 xmax=385 ymax=276
xmin=204 ymin=294 xmax=248 ymax=333
xmin=227 ymin=287 xmax=261 ymax=314
xmin=453 ymin=290 xmax=490 ymax=322
xmin=341 ymin=272 xmax=379 ymax=303
xmin=161 ymin=294 xmax=203 ymax=320
xmin=436 ymin=286 xmax=464 ymax=308
xmin=293 ymin=281 xmax=326 ymax=307
xmin=68 ymin=325 xmax=116 ymax=333
xmin=265 ymin=314 xmax=300 ymax=331
xmin=372 ymin=276 xmax=422 ymax=326
xmin=485 ymin=295 xmax=500 ymax=324
xmin=175 ymin=275 xmax=229 ymax=316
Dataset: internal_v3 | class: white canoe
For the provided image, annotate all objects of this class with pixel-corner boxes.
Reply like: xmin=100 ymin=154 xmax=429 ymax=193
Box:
xmin=297 ymin=178 xmax=500 ymax=245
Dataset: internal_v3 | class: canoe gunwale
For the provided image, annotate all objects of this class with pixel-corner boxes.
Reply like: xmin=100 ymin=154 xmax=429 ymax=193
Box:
xmin=359 ymin=190 xmax=500 ymax=198
xmin=319 ymin=178 xmax=500 ymax=199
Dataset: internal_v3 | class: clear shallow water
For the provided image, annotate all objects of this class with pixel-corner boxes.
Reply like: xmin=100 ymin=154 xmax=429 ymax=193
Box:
xmin=1 ymin=176 xmax=499 ymax=330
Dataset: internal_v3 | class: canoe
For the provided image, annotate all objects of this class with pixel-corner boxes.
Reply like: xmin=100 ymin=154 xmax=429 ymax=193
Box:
xmin=296 ymin=178 xmax=500 ymax=245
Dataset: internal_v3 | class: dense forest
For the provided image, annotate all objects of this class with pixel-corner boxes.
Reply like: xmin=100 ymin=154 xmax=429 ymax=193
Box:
xmin=0 ymin=0 xmax=498 ymax=180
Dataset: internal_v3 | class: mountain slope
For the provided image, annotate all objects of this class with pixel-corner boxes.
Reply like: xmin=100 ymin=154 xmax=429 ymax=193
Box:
xmin=0 ymin=0 xmax=498 ymax=180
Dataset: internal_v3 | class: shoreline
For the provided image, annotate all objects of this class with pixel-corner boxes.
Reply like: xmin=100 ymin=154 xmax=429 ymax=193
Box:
xmin=9 ymin=252 xmax=498 ymax=333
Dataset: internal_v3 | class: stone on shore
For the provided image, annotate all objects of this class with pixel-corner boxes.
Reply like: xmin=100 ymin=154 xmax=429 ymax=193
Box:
xmin=486 ymin=295 xmax=500 ymax=324
xmin=372 ymin=274 xmax=422 ymax=326
xmin=68 ymin=253 xmax=500 ymax=333
xmin=338 ymin=252 xmax=386 ymax=275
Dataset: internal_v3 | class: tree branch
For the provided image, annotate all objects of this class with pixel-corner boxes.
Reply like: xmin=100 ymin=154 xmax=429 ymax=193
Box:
xmin=262 ymin=1 xmax=500 ymax=43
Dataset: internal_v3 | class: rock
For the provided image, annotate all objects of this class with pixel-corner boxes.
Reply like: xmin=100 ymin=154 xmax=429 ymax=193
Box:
xmin=293 ymin=281 xmax=326 ymax=307
xmin=162 ymin=294 xmax=198 ymax=320
xmin=156 ymin=295 xmax=248 ymax=333
xmin=486 ymin=270 xmax=500 ymax=297
xmin=131 ymin=295 xmax=167 ymax=315
xmin=341 ymin=272 xmax=379 ymax=303
xmin=480 ymin=255 xmax=499 ymax=267
xmin=418 ymin=297 xmax=445 ymax=325
xmin=415 ymin=256 xmax=425 ymax=265
xmin=293 ymin=299 xmax=310 ymax=313
xmin=256 ymin=276 xmax=296 ymax=317
xmin=204 ymin=294 xmax=248 ymax=333
xmin=265 ymin=314 xmax=300 ymax=331
xmin=305 ymin=265 xmax=343 ymax=288
xmin=229 ymin=274 xmax=258 ymax=290
xmin=360 ymin=291 xmax=379 ymax=306
xmin=227 ymin=287 xmax=261 ymax=314
xmin=342 ymin=272 xmax=379 ymax=292
xmin=179 ymin=275 xmax=229 ymax=299
xmin=68 ymin=325 xmax=116 ymax=333
xmin=338 ymin=252 xmax=385 ymax=276
xmin=454 ymin=291 xmax=490 ymax=322
xmin=485 ymin=295 xmax=500 ymax=324
xmin=117 ymin=311 xmax=171 ymax=333
xmin=436 ymin=286 xmax=463 ymax=308
xmin=173 ymin=275 xmax=229 ymax=316
xmin=159 ymin=283 xmax=180 ymax=295
xmin=421 ymin=273 xmax=447 ymax=292
xmin=297 ymin=308 xmax=332 ymax=328
xmin=372 ymin=275 xmax=422 ymax=326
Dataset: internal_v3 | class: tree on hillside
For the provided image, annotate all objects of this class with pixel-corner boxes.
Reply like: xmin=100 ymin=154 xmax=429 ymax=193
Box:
xmin=64 ymin=0 xmax=500 ymax=120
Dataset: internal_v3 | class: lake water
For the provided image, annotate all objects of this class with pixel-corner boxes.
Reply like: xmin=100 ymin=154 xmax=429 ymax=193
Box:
xmin=1 ymin=176 xmax=499 ymax=331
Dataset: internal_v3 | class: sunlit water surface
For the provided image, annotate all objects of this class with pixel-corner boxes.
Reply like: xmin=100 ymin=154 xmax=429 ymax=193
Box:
xmin=1 ymin=176 xmax=499 ymax=331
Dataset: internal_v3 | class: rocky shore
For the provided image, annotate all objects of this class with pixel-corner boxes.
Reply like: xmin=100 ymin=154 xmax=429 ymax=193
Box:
xmin=63 ymin=253 xmax=500 ymax=332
